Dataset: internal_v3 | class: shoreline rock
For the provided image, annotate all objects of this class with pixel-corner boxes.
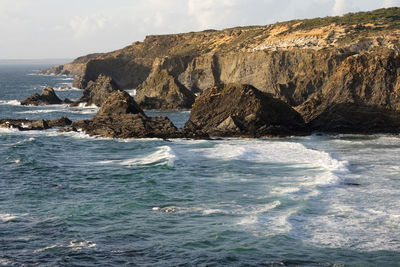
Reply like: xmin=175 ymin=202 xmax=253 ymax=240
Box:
xmin=0 ymin=117 xmax=72 ymax=131
xmin=66 ymin=91 xmax=208 ymax=139
xmin=21 ymin=87 xmax=72 ymax=106
xmin=71 ymin=74 xmax=120 ymax=107
xmin=135 ymin=62 xmax=196 ymax=110
xmin=184 ymin=84 xmax=308 ymax=137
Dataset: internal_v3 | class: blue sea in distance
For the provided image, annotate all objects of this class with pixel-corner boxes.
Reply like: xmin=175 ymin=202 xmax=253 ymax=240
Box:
xmin=0 ymin=61 xmax=400 ymax=266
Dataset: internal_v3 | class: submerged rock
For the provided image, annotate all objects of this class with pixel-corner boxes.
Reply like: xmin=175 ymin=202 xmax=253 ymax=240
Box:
xmin=68 ymin=91 xmax=206 ymax=139
xmin=0 ymin=117 xmax=72 ymax=131
xmin=72 ymin=74 xmax=120 ymax=107
xmin=21 ymin=87 xmax=71 ymax=106
xmin=184 ymin=84 xmax=307 ymax=137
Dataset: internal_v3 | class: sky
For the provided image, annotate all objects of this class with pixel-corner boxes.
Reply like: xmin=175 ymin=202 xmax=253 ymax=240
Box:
xmin=0 ymin=0 xmax=399 ymax=59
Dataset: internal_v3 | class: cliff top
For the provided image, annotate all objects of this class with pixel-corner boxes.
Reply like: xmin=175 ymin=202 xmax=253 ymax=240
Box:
xmin=50 ymin=7 xmax=400 ymax=75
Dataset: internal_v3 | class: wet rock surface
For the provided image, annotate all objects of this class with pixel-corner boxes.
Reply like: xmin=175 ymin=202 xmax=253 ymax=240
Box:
xmin=0 ymin=117 xmax=72 ymax=131
xmin=67 ymin=91 xmax=207 ymax=139
xmin=184 ymin=84 xmax=307 ymax=137
xmin=72 ymin=74 xmax=120 ymax=107
xmin=21 ymin=87 xmax=72 ymax=106
xmin=135 ymin=68 xmax=195 ymax=110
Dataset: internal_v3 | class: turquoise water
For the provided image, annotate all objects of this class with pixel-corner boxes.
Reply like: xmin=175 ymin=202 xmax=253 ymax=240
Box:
xmin=0 ymin=63 xmax=400 ymax=266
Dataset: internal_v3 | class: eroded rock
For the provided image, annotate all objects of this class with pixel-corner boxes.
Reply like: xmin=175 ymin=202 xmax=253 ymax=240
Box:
xmin=21 ymin=87 xmax=71 ymax=106
xmin=184 ymin=84 xmax=307 ymax=137
xmin=72 ymin=74 xmax=120 ymax=107
xmin=67 ymin=91 xmax=206 ymax=139
xmin=135 ymin=68 xmax=195 ymax=110
xmin=0 ymin=117 xmax=72 ymax=131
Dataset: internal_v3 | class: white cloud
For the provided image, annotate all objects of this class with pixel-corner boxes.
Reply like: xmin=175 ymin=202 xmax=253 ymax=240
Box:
xmin=0 ymin=0 xmax=393 ymax=59
xmin=188 ymin=0 xmax=239 ymax=29
xmin=333 ymin=0 xmax=347 ymax=15
xmin=382 ymin=0 xmax=400 ymax=8
xmin=69 ymin=15 xmax=107 ymax=39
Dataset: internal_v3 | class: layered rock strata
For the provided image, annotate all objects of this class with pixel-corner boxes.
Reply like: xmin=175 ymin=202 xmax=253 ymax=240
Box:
xmin=21 ymin=87 xmax=72 ymax=106
xmin=42 ymin=8 xmax=400 ymax=133
xmin=184 ymin=84 xmax=307 ymax=137
xmin=72 ymin=74 xmax=120 ymax=107
xmin=68 ymin=91 xmax=207 ymax=139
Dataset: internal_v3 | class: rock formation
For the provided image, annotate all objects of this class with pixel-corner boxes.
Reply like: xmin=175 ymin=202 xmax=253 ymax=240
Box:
xmin=135 ymin=65 xmax=196 ymax=109
xmin=296 ymin=48 xmax=400 ymax=133
xmin=184 ymin=84 xmax=307 ymax=137
xmin=68 ymin=91 xmax=207 ymax=139
xmin=72 ymin=74 xmax=120 ymax=107
xmin=0 ymin=117 xmax=72 ymax=131
xmin=21 ymin=87 xmax=72 ymax=106
xmin=42 ymin=8 xmax=400 ymax=134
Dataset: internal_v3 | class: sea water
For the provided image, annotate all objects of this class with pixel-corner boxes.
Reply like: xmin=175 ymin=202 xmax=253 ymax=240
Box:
xmin=0 ymin=62 xmax=399 ymax=266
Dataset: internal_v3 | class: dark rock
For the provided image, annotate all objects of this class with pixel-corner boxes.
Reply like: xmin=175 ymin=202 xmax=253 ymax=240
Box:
xmin=46 ymin=117 xmax=72 ymax=128
xmin=135 ymin=68 xmax=195 ymax=109
xmin=184 ymin=84 xmax=307 ymax=137
xmin=306 ymin=103 xmax=400 ymax=133
xmin=97 ymin=90 xmax=144 ymax=116
xmin=72 ymin=74 xmax=120 ymax=107
xmin=0 ymin=117 xmax=72 ymax=131
xmin=345 ymin=183 xmax=361 ymax=186
xmin=0 ymin=119 xmax=49 ymax=131
xmin=67 ymin=91 xmax=205 ymax=139
xmin=21 ymin=87 xmax=69 ymax=106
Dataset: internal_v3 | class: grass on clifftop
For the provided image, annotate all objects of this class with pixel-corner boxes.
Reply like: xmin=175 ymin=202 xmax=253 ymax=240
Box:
xmin=283 ymin=7 xmax=400 ymax=30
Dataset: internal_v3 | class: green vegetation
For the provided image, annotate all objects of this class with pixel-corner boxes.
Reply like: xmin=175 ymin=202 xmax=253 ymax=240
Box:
xmin=294 ymin=7 xmax=400 ymax=30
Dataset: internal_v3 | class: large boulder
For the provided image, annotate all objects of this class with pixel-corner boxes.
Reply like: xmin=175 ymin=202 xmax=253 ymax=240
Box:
xmin=135 ymin=69 xmax=195 ymax=110
xmin=21 ymin=87 xmax=71 ymax=106
xmin=69 ymin=91 xmax=197 ymax=139
xmin=184 ymin=84 xmax=307 ymax=137
xmin=72 ymin=74 xmax=120 ymax=107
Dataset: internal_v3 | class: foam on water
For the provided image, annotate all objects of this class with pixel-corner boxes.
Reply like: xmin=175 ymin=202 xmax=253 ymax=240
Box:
xmin=195 ymin=140 xmax=348 ymax=186
xmin=0 ymin=100 xmax=21 ymax=106
xmin=121 ymin=146 xmax=176 ymax=167
xmin=53 ymin=86 xmax=80 ymax=91
xmin=34 ymin=240 xmax=96 ymax=253
xmin=99 ymin=146 xmax=176 ymax=167
xmin=0 ymin=213 xmax=17 ymax=222
xmin=125 ymin=89 xmax=137 ymax=96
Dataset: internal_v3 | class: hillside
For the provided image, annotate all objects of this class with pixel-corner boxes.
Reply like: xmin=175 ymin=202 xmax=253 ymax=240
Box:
xmin=43 ymin=8 xmax=400 ymax=133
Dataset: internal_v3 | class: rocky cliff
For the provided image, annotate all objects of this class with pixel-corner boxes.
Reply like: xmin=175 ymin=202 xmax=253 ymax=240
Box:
xmin=43 ymin=8 xmax=400 ymax=133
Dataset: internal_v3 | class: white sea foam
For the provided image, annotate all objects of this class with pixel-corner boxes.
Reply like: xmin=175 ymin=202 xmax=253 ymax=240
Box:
xmin=53 ymin=86 xmax=80 ymax=91
xmin=0 ymin=213 xmax=17 ymax=222
xmin=122 ymin=146 xmax=176 ymax=167
xmin=125 ymin=89 xmax=137 ymax=96
xmin=34 ymin=240 xmax=96 ymax=253
xmin=194 ymin=140 xmax=348 ymax=186
xmin=99 ymin=146 xmax=176 ymax=167
xmin=0 ymin=100 xmax=21 ymax=106
xmin=237 ymin=200 xmax=281 ymax=225
xmin=17 ymin=109 xmax=64 ymax=114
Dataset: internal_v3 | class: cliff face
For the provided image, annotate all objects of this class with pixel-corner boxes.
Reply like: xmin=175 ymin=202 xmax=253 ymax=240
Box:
xmin=43 ymin=8 xmax=400 ymax=132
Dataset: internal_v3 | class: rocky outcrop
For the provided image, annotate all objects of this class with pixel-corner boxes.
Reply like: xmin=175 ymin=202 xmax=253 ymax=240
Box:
xmin=135 ymin=64 xmax=196 ymax=109
xmin=21 ymin=87 xmax=72 ymax=106
xmin=184 ymin=84 xmax=307 ymax=137
xmin=68 ymin=91 xmax=207 ymax=139
xmin=72 ymin=74 xmax=120 ymax=107
xmin=0 ymin=117 xmax=72 ymax=131
xmin=296 ymin=48 xmax=400 ymax=133
xmin=41 ymin=8 xmax=400 ymax=134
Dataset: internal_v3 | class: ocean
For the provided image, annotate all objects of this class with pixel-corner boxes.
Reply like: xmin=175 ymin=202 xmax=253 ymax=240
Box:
xmin=0 ymin=62 xmax=399 ymax=266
